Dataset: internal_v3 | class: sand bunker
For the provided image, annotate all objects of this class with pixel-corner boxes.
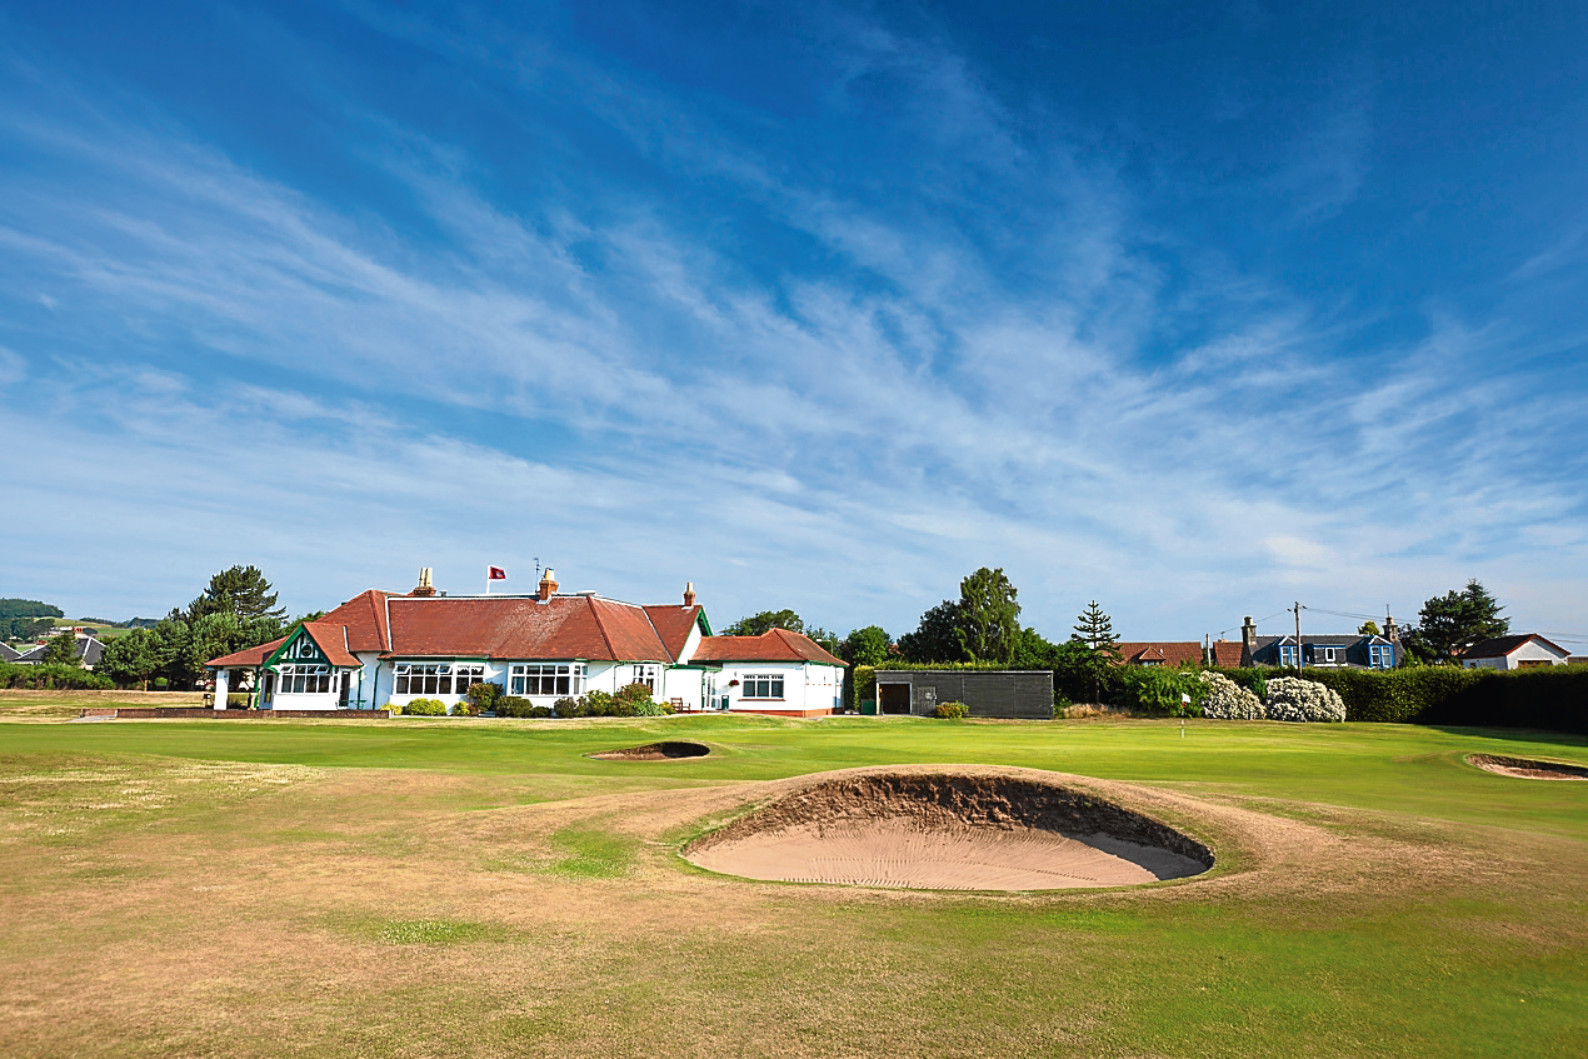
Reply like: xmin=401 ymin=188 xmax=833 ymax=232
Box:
xmin=685 ymin=772 xmax=1212 ymax=891
xmin=1468 ymin=754 xmax=1588 ymax=780
xmin=590 ymin=741 xmax=711 ymax=761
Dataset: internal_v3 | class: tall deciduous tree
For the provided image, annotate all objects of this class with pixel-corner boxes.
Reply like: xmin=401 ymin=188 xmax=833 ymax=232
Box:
xmin=1403 ymin=580 xmax=1510 ymax=663
xmin=187 ymin=565 xmax=286 ymax=624
xmin=955 ymin=567 xmax=1021 ymax=664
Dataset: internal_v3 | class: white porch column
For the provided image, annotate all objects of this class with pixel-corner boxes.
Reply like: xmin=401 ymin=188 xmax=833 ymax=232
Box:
xmin=213 ymin=669 xmax=230 ymax=710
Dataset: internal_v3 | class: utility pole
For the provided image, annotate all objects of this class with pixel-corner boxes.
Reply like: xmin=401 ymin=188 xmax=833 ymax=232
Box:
xmin=1293 ymin=601 xmax=1303 ymax=671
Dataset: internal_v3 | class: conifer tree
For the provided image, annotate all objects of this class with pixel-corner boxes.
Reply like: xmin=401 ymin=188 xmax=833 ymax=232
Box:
xmin=1071 ymin=601 xmax=1122 ymax=663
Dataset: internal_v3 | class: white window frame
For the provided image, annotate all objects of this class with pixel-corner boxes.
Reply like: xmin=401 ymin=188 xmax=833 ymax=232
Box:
xmin=741 ymin=672 xmax=784 ymax=700
xmin=630 ymin=664 xmax=660 ymax=693
xmin=509 ymin=663 xmax=586 ymax=697
xmin=1369 ymin=644 xmax=1393 ymax=669
xmin=278 ymin=664 xmax=333 ymax=695
xmin=1278 ymin=644 xmax=1300 ymax=667
xmin=394 ymin=662 xmax=456 ymax=696
xmin=453 ymin=663 xmax=487 ymax=693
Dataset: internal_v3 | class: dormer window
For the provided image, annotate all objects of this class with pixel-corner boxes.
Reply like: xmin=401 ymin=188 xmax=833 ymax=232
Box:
xmin=1278 ymin=644 xmax=1300 ymax=667
xmin=1368 ymin=644 xmax=1394 ymax=669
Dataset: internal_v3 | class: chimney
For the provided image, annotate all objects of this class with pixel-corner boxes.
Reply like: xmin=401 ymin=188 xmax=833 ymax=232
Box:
xmin=1240 ymin=615 xmax=1258 ymax=667
xmin=538 ymin=567 xmax=559 ymax=602
xmin=683 ymin=581 xmax=696 ymax=608
xmin=1384 ymin=614 xmax=1400 ymax=644
xmin=411 ymin=567 xmax=437 ymax=597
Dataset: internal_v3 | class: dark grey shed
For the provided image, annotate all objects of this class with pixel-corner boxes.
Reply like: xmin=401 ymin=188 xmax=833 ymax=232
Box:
xmin=872 ymin=670 xmax=1053 ymax=719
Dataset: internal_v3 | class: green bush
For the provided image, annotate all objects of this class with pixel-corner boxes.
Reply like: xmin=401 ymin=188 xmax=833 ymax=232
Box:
xmin=932 ymin=701 xmax=969 ymax=718
xmin=1118 ymin=666 xmax=1205 ymax=716
xmin=401 ymin=698 xmax=447 ymax=716
xmin=450 ymin=700 xmax=472 ymax=716
xmin=465 ymin=682 xmax=502 ymax=712
xmin=496 ymin=696 xmax=552 ymax=718
xmin=0 ymin=662 xmax=113 ymax=690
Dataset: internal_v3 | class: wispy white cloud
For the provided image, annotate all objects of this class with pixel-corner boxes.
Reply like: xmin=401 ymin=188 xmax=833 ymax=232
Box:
xmin=1 ymin=9 xmax=1584 ymax=638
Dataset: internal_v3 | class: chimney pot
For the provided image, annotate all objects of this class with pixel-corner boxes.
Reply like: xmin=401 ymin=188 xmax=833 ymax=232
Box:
xmin=412 ymin=567 xmax=437 ymax=597
xmin=538 ymin=567 xmax=559 ymax=602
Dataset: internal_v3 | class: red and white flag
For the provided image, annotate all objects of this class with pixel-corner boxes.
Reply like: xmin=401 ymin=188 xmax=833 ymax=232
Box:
xmin=488 ymin=566 xmax=507 ymax=580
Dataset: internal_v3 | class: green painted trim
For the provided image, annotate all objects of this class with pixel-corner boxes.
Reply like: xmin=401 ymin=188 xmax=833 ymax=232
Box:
xmin=696 ymin=611 xmax=713 ymax=638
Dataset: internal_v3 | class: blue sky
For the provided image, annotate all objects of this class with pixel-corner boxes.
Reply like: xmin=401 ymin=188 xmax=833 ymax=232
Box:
xmin=3 ymin=1 xmax=1586 ymax=646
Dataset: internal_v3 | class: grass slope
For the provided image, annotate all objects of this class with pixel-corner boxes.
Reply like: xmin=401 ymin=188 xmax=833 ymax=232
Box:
xmin=1 ymin=701 xmax=1585 ymax=1057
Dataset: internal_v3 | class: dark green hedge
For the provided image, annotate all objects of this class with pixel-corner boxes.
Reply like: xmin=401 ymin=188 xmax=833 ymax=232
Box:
xmin=1222 ymin=664 xmax=1588 ymax=733
xmin=0 ymin=663 xmax=114 ymax=690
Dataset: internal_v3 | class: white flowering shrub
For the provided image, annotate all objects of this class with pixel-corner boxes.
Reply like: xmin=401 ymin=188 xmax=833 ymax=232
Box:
xmin=1264 ymin=677 xmax=1346 ymax=723
xmin=1198 ymin=671 xmax=1265 ymax=720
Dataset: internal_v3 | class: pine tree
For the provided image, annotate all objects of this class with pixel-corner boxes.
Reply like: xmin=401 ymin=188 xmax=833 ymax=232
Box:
xmin=186 ymin=565 xmax=286 ymax=624
xmin=40 ymin=630 xmax=80 ymax=667
xmin=1072 ymin=601 xmax=1122 ymax=663
xmin=1403 ymin=579 xmax=1509 ymax=663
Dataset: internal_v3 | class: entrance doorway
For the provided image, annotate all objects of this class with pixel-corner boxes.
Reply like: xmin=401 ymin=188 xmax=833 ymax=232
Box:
xmin=878 ymin=683 xmax=911 ymax=715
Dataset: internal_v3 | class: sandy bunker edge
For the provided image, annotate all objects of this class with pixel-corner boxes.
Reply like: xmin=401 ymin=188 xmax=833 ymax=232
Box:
xmin=684 ymin=771 xmax=1215 ymax=891
xmin=1467 ymin=754 xmax=1588 ymax=780
xmin=590 ymin=741 xmax=712 ymax=761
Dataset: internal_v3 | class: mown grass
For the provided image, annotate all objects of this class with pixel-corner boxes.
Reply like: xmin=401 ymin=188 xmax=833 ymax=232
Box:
xmin=0 ymin=697 xmax=1584 ymax=1057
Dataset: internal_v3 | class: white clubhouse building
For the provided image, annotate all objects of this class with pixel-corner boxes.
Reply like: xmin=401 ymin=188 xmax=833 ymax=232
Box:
xmin=207 ymin=570 xmax=845 ymax=716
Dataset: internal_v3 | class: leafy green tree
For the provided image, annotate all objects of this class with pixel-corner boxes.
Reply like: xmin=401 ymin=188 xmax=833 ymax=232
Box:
xmin=721 ymin=609 xmax=804 ymax=637
xmin=40 ymin=631 xmax=80 ymax=667
xmin=896 ymin=600 xmax=966 ymax=664
xmin=186 ymin=565 xmax=286 ymax=624
xmin=841 ymin=625 xmax=892 ymax=667
xmin=1403 ymin=580 xmax=1510 ymax=664
xmin=1358 ymin=620 xmax=1381 ymax=637
xmin=98 ymin=629 xmax=160 ymax=690
xmin=954 ymin=567 xmax=1021 ymax=664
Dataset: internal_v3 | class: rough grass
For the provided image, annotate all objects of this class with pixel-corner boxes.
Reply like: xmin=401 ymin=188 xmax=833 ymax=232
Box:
xmin=0 ymin=697 xmax=1585 ymax=1057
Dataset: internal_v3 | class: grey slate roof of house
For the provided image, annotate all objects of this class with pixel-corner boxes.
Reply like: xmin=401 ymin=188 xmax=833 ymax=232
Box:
xmin=0 ymin=643 xmax=20 ymax=662
xmin=1461 ymin=634 xmax=1564 ymax=659
xmin=10 ymin=636 xmax=106 ymax=666
xmin=1248 ymin=634 xmax=1400 ymax=669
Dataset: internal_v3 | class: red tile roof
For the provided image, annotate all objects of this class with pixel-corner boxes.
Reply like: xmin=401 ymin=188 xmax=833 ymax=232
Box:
xmin=382 ymin=595 xmax=672 ymax=661
xmin=690 ymin=628 xmax=847 ymax=666
xmin=1210 ymin=640 xmax=1243 ymax=667
xmin=1115 ymin=642 xmax=1206 ymax=667
xmin=207 ymin=636 xmax=286 ymax=668
xmin=300 ymin=621 xmax=361 ymax=667
xmin=643 ymin=605 xmax=704 ymax=661
xmin=206 ymin=591 xmax=835 ymax=670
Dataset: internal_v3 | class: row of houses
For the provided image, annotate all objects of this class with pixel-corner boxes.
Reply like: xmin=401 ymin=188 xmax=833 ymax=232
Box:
xmin=0 ymin=632 xmax=107 ymax=668
xmin=205 ymin=569 xmax=846 ymax=715
xmin=1119 ymin=617 xmax=1582 ymax=672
